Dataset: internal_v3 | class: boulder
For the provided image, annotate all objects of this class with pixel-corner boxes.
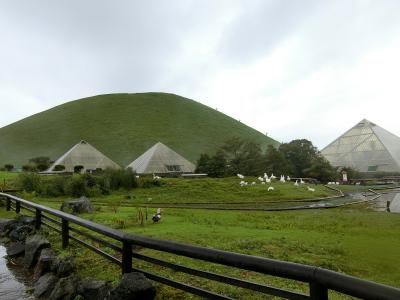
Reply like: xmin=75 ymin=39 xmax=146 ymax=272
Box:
xmin=17 ymin=215 xmax=36 ymax=226
xmin=61 ymin=196 xmax=93 ymax=214
xmin=52 ymin=256 xmax=75 ymax=277
xmin=34 ymin=248 xmax=57 ymax=280
xmin=6 ymin=241 xmax=25 ymax=258
xmin=109 ymin=272 xmax=156 ymax=300
xmin=34 ymin=272 xmax=58 ymax=299
xmin=77 ymin=278 xmax=112 ymax=300
xmin=24 ymin=234 xmax=51 ymax=268
xmin=0 ymin=218 xmax=17 ymax=235
xmin=8 ymin=224 xmax=35 ymax=242
xmin=49 ymin=274 xmax=79 ymax=300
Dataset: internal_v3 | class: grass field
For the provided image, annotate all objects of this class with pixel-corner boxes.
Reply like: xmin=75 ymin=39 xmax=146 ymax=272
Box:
xmin=0 ymin=93 xmax=278 ymax=167
xmin=1 ymin=203 xmax=398 ymax=299
xmin=1 ymin=173 xmax=399 ymax=299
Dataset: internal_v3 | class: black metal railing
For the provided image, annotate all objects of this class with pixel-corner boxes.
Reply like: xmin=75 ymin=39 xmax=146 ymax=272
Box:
xmin=1 ymin=192 xmax=399 ymax=300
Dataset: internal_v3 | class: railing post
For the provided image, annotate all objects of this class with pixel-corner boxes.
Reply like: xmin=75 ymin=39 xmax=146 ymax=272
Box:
xmin=35 ymin=209 xmax=42 ymax=230
xmin=310 ymin=282 xmax=328 ymax=300
xmin=15 ymin=201 xmax=21 ymax=213
xmin=6 ymin=198 xmax=11 ymax=211
xmin=62 ymin=219 xmax=69 ymax=249
xmin=122 ymin=240 xmax=132 ymax=274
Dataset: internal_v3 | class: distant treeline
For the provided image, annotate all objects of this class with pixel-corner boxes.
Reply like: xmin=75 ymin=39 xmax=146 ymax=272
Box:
xmin=196 ymin=137 xmax=340 ymax=182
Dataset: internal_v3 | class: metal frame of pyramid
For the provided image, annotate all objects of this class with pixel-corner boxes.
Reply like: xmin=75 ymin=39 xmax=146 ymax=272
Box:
xmin=47 ymin=140 xmax=120 ymax=172
xmin=126 ymin=142 xmax=195 ymax=174
xmin=321 ymin=119 xmax=400 ymax=172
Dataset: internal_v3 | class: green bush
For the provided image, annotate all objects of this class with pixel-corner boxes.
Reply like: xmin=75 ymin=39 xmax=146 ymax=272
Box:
xmin=65 ymin=175 xmax=87 ymax=197
xmin=17 ymin=173 xmax=42 ymax=192
xmin=22 ymin=164 xmax=37 ymax=172
xmin=4 ymin=164 xmax=14 ymax=171
xmin=104 ymin=169 xmax=138 ymax=190
xmin=54 ymin=165 xmax=65 ymax=171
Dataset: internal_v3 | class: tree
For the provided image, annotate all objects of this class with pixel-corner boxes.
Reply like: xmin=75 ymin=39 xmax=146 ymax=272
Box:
xmin=22 ymin=164 xmax=37 ymax=172
xmin=195 ymin=152 xmax=227 ymax=177
xmin=279 ymin=139 xmax=319 ymax=177
xmin=303 ymin=156 xmax=338 ymax=182
xmin=29 ymin=156 xmax=52 ymax=172
xmin=220 ymin=137 xmax=264 ymax=176
xmin=195 ymin=154 xmax=211 ymax=174
xmin=263 ymin=145 xmax=294 ymax=176
xmin=207 ymin=151 xmax=227 ymax=177
xmin=4 ymin=164 xmax=14 ymax=171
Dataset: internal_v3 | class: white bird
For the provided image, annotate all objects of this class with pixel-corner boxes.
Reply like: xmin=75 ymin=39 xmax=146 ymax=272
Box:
xmin=240 ymin=181 xmax=247 ymax=186
xmin=287 ymin=175 xmax=291 ymax=181
xmin=265 ymin=178 xmax=271 ymax=183
xmin=280 ymin=175 xmax=286 ymax=183
xmin=251 ymin=182 xmax=256 ymax=185
xmin=257 ymin=176 xmax=264 ymax=182
xmin=237 ymin=174 xmax=245 ymax=179
xmin=307 ymin=186 xmax=315 ymax=192
xmin=263 ymin=173 xmax=269 ymax=180
xmin=135 ymin=175 xmax=140 ymax=179
xmin=294 ymin=180 xmax=299 ymax=186
xmin=268 ymin=186 xmax=275 ymax=191
xmin=335 ymin=182 xmax=340 ymax=185
xmin=300 ymin=178 xmax=305 ymax=184
xmin=270 ymin=173 xmax=277 ymax=179
xmin=152 ymin=208 xmax=162 ymax=223
xmin=261 ymin=182 xmax=266 ymax=185
xmin=153 ymin=174 xmax=161 ymax=180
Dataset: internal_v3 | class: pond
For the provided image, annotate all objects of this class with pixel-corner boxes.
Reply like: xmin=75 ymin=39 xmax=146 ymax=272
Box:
xmin=0 ymin=246 xmax=33 ymax=300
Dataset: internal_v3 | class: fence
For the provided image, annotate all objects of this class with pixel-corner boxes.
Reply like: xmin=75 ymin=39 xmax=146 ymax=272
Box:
xmin=1 ymin=192 xmax=399 ymax=300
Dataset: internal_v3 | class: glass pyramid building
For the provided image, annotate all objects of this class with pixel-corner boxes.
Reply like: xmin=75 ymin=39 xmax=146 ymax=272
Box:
xmin=321 ymin=119 xmax=400 ymax=172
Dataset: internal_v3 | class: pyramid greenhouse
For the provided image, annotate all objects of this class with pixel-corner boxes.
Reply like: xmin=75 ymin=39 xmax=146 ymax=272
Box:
xmin=47 ymin=140 xmax=120 ymax=172
xmin=126 ymin=142 xmax=195 ymax=174
xmin=321 ymin=119 xmax=400 ymax=172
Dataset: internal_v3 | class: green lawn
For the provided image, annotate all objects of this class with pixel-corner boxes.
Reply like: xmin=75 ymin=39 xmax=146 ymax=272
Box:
xmin=0 ymin=171 xmax=19 ymax=190
xmin=1 ymin=175 xmax=399 ymax=299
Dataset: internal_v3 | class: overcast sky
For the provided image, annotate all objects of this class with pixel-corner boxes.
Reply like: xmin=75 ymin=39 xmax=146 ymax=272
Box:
xmin=1 ymin=0 xmax=400 ymax=149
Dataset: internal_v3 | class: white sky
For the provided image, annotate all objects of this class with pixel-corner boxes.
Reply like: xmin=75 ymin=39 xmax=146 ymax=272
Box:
xmin=0 ymin=0 xmax=400 ymax=149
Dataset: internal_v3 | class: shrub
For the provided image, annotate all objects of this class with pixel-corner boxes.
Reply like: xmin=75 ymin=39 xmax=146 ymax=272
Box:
xmin=74 ymin=165 xmax=84 ymax=173
xmin=17 ymin=173 xmax=42 ymax=192
xmin=104 ymin=169 xmax=138 ymax=190
xmin=22 ymin=164 xmax=37 ymax=172
xmin=65 ymin=175 xmax=87 ymax=197
xmin=54 ymin=165 xmax=65 ymax=171
xmin=4 ymin=164 xmax=14 ymax=171
xmin=29 ymin=156 xmax=52 ymax=172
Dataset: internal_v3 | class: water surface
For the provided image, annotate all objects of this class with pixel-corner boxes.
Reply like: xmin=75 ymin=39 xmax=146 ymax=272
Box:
xmin=0 ymin=246 xmax=33 ymax=300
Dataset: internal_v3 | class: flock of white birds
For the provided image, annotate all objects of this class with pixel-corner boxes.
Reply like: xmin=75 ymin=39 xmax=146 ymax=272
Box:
xmin=237 ymin=173 xmax=321 ymax=192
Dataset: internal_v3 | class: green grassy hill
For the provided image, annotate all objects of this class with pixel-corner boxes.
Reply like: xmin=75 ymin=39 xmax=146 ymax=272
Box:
xmin=0 ymin=93 xmax=278 ymax=167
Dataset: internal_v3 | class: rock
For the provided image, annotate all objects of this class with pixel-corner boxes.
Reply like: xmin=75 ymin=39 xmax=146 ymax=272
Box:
xmin=0 ymin=218 xmax=17 ymax=235
xmin=6 ymin=241 xmax=25 ymax=258
xmin=109 ymin=272 xmax=156 ymax=300
xmin=77 ymin=278 xmax=112 ymax=300
xmin=24 ymin=234 xmax=50 ymax=268
xmin=34 ymin=272 xmax=58 ymax=299
xmin=60 ymin=196 xmax=93 ymax=214
xmin=17 ymin=215 xmax=36 ymax=226
xmin=49 ymin=274 xmax=79 ymax=300
xmin=34 ymin=248 xmax=57 ymax=280
xmin=52 ymin=256 xmax=75 ymax=277
xmin=8 ymin=224 xmax=35 ymax=242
